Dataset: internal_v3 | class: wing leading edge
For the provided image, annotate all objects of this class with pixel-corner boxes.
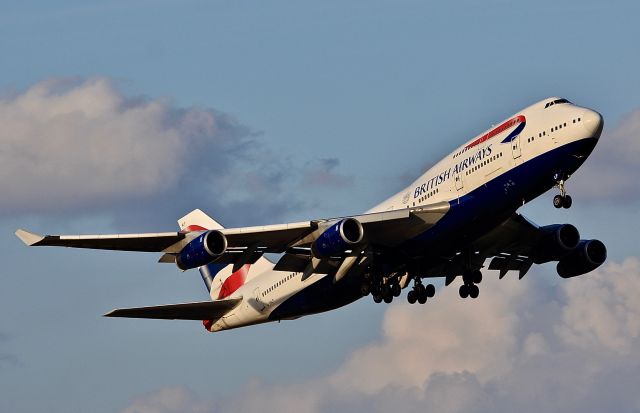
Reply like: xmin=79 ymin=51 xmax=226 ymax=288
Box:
xmin=15 ymin=202 xmax=451 ymax=257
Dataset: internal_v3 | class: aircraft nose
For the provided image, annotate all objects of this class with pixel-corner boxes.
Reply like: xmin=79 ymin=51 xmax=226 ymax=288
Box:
xmin=582 ymin=109 xmax=604 ymax=138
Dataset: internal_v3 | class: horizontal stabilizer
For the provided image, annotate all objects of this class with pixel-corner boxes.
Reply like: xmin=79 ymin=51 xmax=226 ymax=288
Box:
xmin=104 ymin=297 xmax=242 ymax=320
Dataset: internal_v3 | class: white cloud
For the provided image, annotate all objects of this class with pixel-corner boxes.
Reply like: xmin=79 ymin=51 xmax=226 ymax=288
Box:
xmin=122 ymin=257 xmax=640 ymax=413
xmin=556 ymin=257 xmax=640 ymax=354
xmin=0 ymin=78 xmax=238 ymax=214
xmin=572 ymin=109 xmax=640 ymax=203
xmin=1 ymin=78 xmax=359 ymax=228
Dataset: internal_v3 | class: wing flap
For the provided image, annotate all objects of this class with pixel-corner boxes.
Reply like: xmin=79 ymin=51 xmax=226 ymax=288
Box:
xmin=104 ymin=298 xmax=242 ymax=320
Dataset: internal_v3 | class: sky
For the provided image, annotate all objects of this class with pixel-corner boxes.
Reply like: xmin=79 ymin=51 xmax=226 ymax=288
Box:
xmin=1 ymin=0 xmax=640 ymax=412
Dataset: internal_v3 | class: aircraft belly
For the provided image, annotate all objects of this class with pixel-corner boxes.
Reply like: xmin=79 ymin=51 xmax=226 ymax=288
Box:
xmin=268 ymin=274 xmax=363 ymax=321
xmin=406 ymin=137 xmax=600 ymax=255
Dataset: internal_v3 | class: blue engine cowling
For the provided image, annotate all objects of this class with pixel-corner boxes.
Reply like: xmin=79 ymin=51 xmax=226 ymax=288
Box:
xmin=312 ymin=218 xmax=364 ymax=258
xmin=556 ymin=239 xmax=607 ymax=278
xmin=531 ymin=224 xmax=581 ymax=264
xmin=176 ymin=230 xmax=228 ymax=271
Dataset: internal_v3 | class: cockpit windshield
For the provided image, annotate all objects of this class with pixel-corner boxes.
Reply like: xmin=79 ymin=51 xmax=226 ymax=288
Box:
xmin=544 ymin=98 xmax=571 ymax=109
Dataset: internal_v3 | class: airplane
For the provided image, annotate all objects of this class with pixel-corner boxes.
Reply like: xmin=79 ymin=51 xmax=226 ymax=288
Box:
xmin=16 ymin=97 xmax=607 ymax=333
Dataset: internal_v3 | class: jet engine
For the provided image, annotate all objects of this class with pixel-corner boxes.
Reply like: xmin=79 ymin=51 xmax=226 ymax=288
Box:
xmin=531 ymin=224 xmax=581 ymax=264
xmin=176 ymin=230 xmax=227 ymax=270
xmin=312 ymin=218 xmax=364 ymax=258
xmin=556 ymin=239 xmax=607 ymax=278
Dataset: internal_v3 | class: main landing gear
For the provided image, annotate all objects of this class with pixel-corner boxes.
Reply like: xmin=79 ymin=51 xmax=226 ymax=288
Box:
xmin=407 ymin=279 xmax=435 ymax=304
xmin=553 ymin=175 xmax=572 ymax=209
xmin=370 ymin=276 xmax=402 ymax=304
xmin=459 ymin=269 xmax=481 ymax=299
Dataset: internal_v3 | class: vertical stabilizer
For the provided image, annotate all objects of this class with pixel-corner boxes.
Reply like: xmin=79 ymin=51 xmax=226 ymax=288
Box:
xmin=178 ymin=209 xmax=274 ymax=300
xmin=178 ymin=209 xmax=223 ymax=231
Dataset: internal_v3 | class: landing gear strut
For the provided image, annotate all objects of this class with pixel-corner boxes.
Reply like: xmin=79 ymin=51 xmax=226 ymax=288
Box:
xmin=459 ymin=269 xmax=481 ymax=299
xmin=407 ymin=279 xmax=435 ymax=304
xmin=553 ymin=175 xmax=572 ymax=209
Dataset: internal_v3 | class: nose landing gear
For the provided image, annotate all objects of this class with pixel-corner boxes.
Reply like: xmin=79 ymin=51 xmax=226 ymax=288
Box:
xmin=553 ymin=175 xmax=572 ymax=209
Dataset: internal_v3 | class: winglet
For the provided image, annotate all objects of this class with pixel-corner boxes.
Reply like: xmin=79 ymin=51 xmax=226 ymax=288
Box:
xmin=15 ymin=229 xmax=44 ymax=246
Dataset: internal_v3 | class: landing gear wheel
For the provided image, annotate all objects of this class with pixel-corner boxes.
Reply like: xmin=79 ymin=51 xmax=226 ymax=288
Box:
xmin=407 ymin=290 xmax=417 ymax=304
xmin=383 ymin=294 xmax=393 ymax=304
xmin=469 ymin=284 xmax=479 ymax=299
xmin=373 ymin=295 xmax=382 ymax=303
xmin=426 ymin=284 xmax=435 ymax=298
xmin=392 ymin=283 xmax=401 ymax=297
xmin=472 ymin=270 xmax=482 ymax=284
xmin=553 ymin=195 xmax=564 ymax=209
xmin=563 ymin=195 xmax=572 ymax=209
xmin=417 ymin=287 xmax=428 ymax=304
xmin=459 ymin=284 xmax=469 ymax=298
xmin=383 ymin=285 xmax=391 ymax=298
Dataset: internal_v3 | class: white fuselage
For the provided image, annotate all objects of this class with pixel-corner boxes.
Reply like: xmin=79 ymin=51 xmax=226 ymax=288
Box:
xmin=208 ymin=98 xmax=603 ymax=332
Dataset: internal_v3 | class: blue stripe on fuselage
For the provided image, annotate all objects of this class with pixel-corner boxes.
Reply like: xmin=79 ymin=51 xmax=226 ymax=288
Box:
xmin=272 ymin=136 xmax=599 ymax=317
xmin=406 ymin=136 xmax=599 ymax=254
xmin=500 ymin=121 xmax=526 ymax=143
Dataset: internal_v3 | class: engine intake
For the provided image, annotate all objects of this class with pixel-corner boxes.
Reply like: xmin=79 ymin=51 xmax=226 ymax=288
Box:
xmin=176 ymin=230 xmax=228 ymax=271
xmin=532 ymin=224 xmax=580 ymax=264
xmin=556 ymin=239 xmax=607 ymax=278
xmin=312 ymin=218 xmax=364 ymax=258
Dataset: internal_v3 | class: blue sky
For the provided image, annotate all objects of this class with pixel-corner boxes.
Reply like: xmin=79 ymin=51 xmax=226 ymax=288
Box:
xmin=2 ymin=1 xmax=640 ymax=412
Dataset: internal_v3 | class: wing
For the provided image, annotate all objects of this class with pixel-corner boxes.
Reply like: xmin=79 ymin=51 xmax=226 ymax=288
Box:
xmin=104 ymin=297 xmax=241 ymax=320
xmin=424 ymin=213 xmax=560 ymax=282
xmin=15 ymin=229 xmax=186 ymax=252
xmin=470 ymin=213 xmax=546 ymax=279
xmin=16 ymin=202 xmax=451 ymax=263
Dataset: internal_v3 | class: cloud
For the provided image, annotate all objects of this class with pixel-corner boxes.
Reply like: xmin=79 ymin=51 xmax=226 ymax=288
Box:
xmin=1 ymin=78 xmax=230 ymax=212
xmin=122 ymin=387 xmax=213 ymax=413
xmin=1 ymin=78 xmax=362 ymax=230
xmin=571 ymin=108 xmax=640 ymax=203
xmin=301 ymin=158 xmax=354 ymax=188
xmin=122 ymin=257 xmax=640 ymax=413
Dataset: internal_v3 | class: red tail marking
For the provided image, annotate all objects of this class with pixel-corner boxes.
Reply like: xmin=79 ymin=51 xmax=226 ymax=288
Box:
xmin=184 ymin=224 xmax=208 ymax=232
xmin=217 ymin=264 xmax=251 ymax=299
xmin=203 ymin=319 xmax=214 ymax=331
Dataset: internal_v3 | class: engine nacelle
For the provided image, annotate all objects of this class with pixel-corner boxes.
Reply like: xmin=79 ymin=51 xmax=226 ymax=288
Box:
xmin=556 ymin=239 xmax=607 ymax=278
xmin=531 ymin=224 xmax=581 ymax=264
xmin=176 ymin=230 xmax=227 ymax=271
xmin=312 ymin=218 xmax=364 ymax=258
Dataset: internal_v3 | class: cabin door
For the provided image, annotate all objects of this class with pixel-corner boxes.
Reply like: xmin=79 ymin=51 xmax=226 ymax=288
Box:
xmin=511 ymin=135 xmax=522 ymax=159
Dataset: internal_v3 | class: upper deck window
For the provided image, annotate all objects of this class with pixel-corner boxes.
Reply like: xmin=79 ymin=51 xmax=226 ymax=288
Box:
xmin=544 ymin=98 xmax=572 ymax=109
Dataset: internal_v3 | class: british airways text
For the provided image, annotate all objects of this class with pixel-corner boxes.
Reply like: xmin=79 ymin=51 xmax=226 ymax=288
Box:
xmin=414 ymin=145 xmax=493 ymax=198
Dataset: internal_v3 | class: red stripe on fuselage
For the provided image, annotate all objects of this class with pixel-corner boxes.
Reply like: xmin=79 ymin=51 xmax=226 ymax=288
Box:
xmin=217 ymin=264 xmax=251 ymax=299
xmin=465 ymin=115 xmax=526 ymax=149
